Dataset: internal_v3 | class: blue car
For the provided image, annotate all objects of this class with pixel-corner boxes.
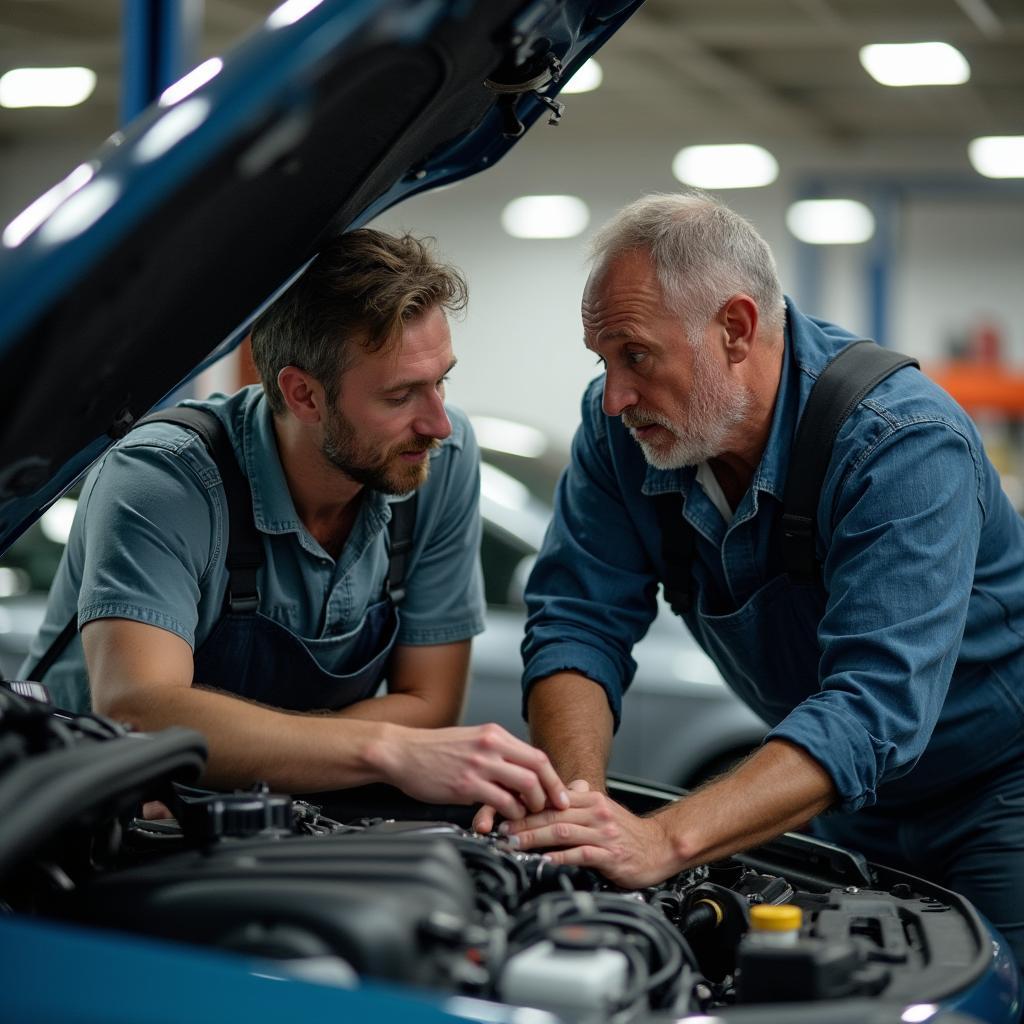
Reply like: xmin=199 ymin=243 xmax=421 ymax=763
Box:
xmin=0 ymin=3 xmax=1019 ymax=1023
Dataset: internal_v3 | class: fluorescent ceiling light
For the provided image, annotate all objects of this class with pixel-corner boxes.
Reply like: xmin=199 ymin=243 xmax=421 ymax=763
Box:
xmin=786 ymin=199 xmax=875 ymax=245
xmin=471 ymin=416 xmax=548 ymax=458
xmin=159 ymin=57 xmax=223 ymax=106
xmin=501 ymin=195 xmax=589 ymax=239
xmin=968 ymin=136 xmax=1024 ymax=179
xmin=900 ymin=1006 xmax=939 ymax=1024
xmin=671 ymin=144 xmax=778 ymax=189
xmin=859 ymin=42 xmax=969 ymax=87
xmin=561 ymin=59 xmax=603 ymax=95
xmin=0 ymin=66 xmax=96 ymax=108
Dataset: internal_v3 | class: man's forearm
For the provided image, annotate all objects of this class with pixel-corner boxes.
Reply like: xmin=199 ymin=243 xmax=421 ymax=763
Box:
xmin=336 ymin=640 xmax=471 ymax=729
xmin=335 ymin=691 xmax=442 ymax=728
xmin=109 ymin=682 xmax=393 ymax=792
xmin=657 ymin=738 xmax=837 ymax=869
xmin=527 ymin=672 xmax=614 ymax=788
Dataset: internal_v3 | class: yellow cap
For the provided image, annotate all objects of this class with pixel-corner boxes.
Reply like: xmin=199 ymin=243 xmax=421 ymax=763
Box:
xmin=749 ymin=904 xmax=802 ymax=932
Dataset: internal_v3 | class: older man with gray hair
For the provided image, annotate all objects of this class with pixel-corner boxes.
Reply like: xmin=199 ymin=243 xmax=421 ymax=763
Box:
xmin=481 ymin=190 xmax=1024 ymax=970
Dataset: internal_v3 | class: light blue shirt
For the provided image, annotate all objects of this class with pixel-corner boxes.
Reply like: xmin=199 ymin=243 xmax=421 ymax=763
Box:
xmin=523 ymin=299 xmax=1024 ymax=813
xmin=24 ymin=386 xmax=485 ymax=711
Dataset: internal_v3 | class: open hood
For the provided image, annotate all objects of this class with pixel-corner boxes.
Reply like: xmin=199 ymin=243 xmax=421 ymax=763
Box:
xmin=0 ymin=0 xmax=643 ymax=553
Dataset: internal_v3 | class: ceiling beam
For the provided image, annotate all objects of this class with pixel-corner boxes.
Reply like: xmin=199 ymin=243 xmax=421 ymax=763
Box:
xmin=622 ymin=16 xmax=835 ymax=139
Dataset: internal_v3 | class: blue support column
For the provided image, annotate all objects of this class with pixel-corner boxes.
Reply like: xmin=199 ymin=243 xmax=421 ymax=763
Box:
xmin=122 ymin=0 xmax=204 ymax=401
xmin=121 ymin=0 xmax=203 ymax=124
xmin=865 ymin=186 xmax=898 ymax=346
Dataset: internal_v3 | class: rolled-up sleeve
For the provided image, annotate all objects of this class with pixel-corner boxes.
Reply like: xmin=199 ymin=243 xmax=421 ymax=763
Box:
xmin=522 ymin=381 xmax=660 ymax=727
xmin=768 ymin=419 xmax=983 ymax=812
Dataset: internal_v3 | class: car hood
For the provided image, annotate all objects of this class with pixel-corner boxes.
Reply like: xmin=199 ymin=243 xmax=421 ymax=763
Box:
xmin=0 ymin=0 xmax=642 ymax=553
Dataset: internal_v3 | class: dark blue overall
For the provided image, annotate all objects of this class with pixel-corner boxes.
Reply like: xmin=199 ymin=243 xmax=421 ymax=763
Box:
xmin=192 ymin=588 xmax=401 ymax=712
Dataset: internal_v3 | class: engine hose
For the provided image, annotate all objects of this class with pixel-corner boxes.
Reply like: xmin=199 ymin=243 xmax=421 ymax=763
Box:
xmin=681 ymin=899 xmax=722 ymax=935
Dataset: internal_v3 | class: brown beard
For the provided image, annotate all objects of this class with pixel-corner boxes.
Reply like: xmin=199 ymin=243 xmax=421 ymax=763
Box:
xmin=322 ymin=407 xmax=440 ymax=495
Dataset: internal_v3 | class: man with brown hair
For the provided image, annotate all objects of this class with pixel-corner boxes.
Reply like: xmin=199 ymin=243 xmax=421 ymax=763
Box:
xmin=23 ymin=229 xmax=568 ymax=820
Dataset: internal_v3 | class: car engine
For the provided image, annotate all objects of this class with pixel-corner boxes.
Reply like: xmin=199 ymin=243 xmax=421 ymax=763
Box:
xmin=0 ymin=684 xmax=1007 ymax=1022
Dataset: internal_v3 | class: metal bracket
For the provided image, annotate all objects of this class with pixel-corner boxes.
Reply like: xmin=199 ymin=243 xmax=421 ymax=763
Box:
xmin=535 ymin=91 xmax=565 ymax=126
xmin=486 ymin=49 xmax=566 ymax=138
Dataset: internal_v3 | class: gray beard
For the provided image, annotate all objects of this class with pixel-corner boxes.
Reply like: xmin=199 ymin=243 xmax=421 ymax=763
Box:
xmin=622 ymin=348 xmax=750 ymax=470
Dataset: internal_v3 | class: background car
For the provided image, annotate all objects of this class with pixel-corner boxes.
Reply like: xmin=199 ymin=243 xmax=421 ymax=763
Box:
xmin=0 ymin=501 xmax=69 ymax=678
xmin=0 ymin=414 xmax=767 ymax=791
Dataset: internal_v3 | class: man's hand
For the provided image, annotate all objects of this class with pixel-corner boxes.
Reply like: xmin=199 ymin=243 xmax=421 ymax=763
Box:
xmin=470 ymin=669 xmax=617 ymax=838
xmin=471 ymin=672 xmax=617 ymax=833
xmin=472 ymin=802 xmax=501 ymax=835
xmin=495 ymin=741 xmax=836 ymax=889
xmin=473 ymin=776 xmax=590 ymax=835
xmin=371 ymin=723 xmax=570 ymax=822
xmin=499 ymin=780 xmax=680 ymax=888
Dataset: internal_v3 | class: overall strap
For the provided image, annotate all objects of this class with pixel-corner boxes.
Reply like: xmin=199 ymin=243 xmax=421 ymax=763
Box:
xmin=26 ymin=406 xmax=261 ymax=681
xmin=138 ymin=407 xmax=263 ymax=613
xmin=26 ymin=613 xmax=79 ymax=682
xmin=781 ymin=340 xmax=919 ymax=582
xmin=385 ymin=493 xmax=418 ymax=604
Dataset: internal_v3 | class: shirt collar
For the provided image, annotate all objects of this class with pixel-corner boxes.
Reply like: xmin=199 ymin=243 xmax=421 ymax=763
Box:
xmin=639 ymin=460 xmax=695 ymax=498
xmin=747 ymin=299 xmax=801 ymax=502
xmin=752 ymin=296 xmax=857 ymax=502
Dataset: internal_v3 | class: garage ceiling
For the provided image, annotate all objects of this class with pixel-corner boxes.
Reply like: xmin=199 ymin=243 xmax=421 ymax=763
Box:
xmin=0 ymin=0 xmax=1021 ymax=172
xmin=606 ymin=0 xmax=1024 ymax=161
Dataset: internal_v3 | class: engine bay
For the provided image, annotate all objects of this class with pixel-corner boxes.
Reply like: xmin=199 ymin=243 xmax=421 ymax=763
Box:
xmin=0 ymin=685 xmax=1002 ymax=1022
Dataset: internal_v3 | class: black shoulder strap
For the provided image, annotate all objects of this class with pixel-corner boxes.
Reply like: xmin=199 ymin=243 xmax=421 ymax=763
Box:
xmin=385 ymin=494 xmax=418 ymax=604
xmin=781 ymin=340 xmax=919 ymax=581
xmin=137 ymin=407 xmax=263 ymax=614
xmin=26 ymin=406 xmax=262 ymax=681
xmin=25 ymin=613 xmax=80 ymax=683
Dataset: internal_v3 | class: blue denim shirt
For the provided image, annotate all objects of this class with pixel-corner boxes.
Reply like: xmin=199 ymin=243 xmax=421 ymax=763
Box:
xmin=24 ymin=386 xmax=485 ymax=712
xmin=523 ymin=299 xmax=1024 ymax=813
